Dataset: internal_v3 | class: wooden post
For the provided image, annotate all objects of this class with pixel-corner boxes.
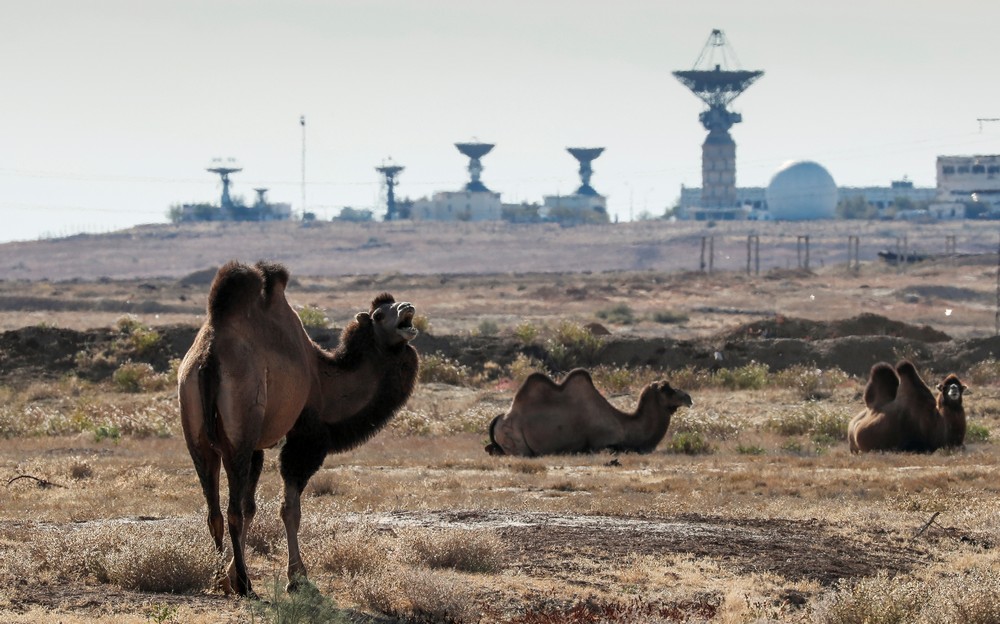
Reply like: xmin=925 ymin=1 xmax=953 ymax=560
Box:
xmin=746 ymin=234 xmax=760 ymax=275
xmin=709 ymin=236 xmax=715 ymax=274
xmin=847 ymin=235 xmax=861 ymax=272
xmin=946 ymin=235 xmax=957 ymax=265
xmin=755 ymin=235 xmax=760 ymax=275
xmin=700 ymin=237 xmax=707 ymax=273
xmin=796 ymin=235 xmax=810 ymax=270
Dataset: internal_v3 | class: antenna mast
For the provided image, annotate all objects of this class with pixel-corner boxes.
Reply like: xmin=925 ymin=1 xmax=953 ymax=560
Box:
xmin=674 ymin=29 xmax=763 ymax=220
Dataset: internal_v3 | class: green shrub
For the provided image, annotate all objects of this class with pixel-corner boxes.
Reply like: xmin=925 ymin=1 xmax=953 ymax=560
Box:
xmin=667 ymin=431 xmax=712 ymax=455
xmin=111 ymin=360 xmax=162 ymax=393
xmin=966 ymin=423 xmax=991 ymax=443
xmin=476 ymin=319 xmax=500 ymax=336
xmin=596 ymin=303 xmax=636 ymax=325
xmin=766 ymin=402 xmax=850 ymax=440
xmin=714 ymin=362 xmax=769 ymax=390
xmin=513 ymin=322 xmax=539 ymax=344
xmin=418 ymin=353 xmax=473 ymax=386
xmin=652 ymin=310 xmax=689 ymax=324
xmin=248 ymin=576 xmax=350 ymax=623
xmin=297 ymin=305 xmax=328 ymax=329
xmin=736 ymin=444 xmax=766 ymax=455
xmin=545 ymin=321 xmax=603 ymax=371
xmin=507 ymin=353 xmax=544 ymax=385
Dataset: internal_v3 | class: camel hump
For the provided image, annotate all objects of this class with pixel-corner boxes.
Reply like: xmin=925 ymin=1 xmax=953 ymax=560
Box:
xmin=256 ymin=261 xmax=290 ymax=304
xmin=864 ymin=362 xmax=899 ymax=409
xmin=895 ymin=359 xmax=936 ymax=405
xmin=207 ymin=260 xmax=290 ymax=321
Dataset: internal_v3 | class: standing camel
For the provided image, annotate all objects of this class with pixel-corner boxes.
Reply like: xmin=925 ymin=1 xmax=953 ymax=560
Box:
xmin=178 ymin=260 xmax=419 ymax=596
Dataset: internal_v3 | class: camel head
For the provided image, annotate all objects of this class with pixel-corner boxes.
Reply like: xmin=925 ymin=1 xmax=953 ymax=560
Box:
xmin=360 ymin=292 xmax=418 ymax=348
xmin=937 ymin=374 xmax=967 ymax=407
xmin=644 ymin=380 xmax=693 ymax=411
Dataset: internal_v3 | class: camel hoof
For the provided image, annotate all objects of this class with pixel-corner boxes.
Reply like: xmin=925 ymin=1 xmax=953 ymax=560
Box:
xmin=216 ymin=575 xmax=234 ymax=595
xmin=286 ymin=572 xmax=311 ymax=594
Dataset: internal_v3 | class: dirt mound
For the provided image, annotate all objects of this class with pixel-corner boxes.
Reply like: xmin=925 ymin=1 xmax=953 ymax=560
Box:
xmin=722 ymin=312 xmax=951 ymax=343
xmin=176 ymin=266 xmax=219 ymax=286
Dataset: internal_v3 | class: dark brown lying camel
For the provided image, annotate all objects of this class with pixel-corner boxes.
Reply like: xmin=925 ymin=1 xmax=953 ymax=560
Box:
xmin=485 ymin=368 xmax=692 ymax=456
xmin=848 ymin=360 xmax=967 ymax=454
xmin=178 ymin=261 xmax=419 ymax=597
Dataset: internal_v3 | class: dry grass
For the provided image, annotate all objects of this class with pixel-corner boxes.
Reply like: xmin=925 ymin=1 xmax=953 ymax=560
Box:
xmin=3 ymin=252 xmax=1000 ymax=622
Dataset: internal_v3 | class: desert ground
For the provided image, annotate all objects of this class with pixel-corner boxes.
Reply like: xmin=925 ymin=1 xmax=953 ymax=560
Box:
xmin=1 ymin=220 xmax=1000 ymax=623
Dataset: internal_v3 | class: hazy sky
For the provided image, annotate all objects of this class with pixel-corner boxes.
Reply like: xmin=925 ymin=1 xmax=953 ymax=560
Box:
xmin=3 ymin=1 xmax=999 ymax=242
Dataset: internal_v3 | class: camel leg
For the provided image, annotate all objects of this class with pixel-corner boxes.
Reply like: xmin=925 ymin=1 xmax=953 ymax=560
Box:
xmin=221 ymin=444 xmax=259 ymax=598
xmin=279 ymin=420 xmax=327 ymax=592
xmin=182 ymin=429 xmax=233 ymax=593
xmin=225 ymin=450 xmax=265 ymax=585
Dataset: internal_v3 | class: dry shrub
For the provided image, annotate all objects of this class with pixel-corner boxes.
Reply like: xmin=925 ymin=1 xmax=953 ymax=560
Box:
xmin=402 ymin=527 xmax=508 ymax=573
xmin=313 ymin=523 xmax=391 ymax=577
xmin=589 ymin=365 xmax=659 ymax=394
xmin=670 ymin=407 xmax=745 ymax=440
xmin=665 ymin=366 xmax=714 ymax=391
xmin=32 ymin=519 xmax=220 ymax=593
xmin=765 ymin=402 xmax=851 ymax=440
xmin=419 ymin=353 xmax=475 ymax=386
xmin=350 ymin=566 xmax=480 ymax=623
xmin=507 ymin=352 xmax=544 ymax=385
xmin=772 ymin=365 xmax=850 ymax=400
xmin=399 ymin=567 xmax=481 ymax=624
xmin=245 ymin=497 xmax=286 ymax=557
xmin=815 ymin=572 xmax=924 ymax=624
xmin=112 ymin=360 xmax=168 ymax=393
xmin=350 ymin=568 xmax=404 ymax=615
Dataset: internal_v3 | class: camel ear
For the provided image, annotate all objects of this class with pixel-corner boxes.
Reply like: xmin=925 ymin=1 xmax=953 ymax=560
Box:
xmin=355 ymin=311 xmax=371 ymax=325
xmin=937 ymin=383 xmax=943 ymax=391
xmin=963 ymin=385 xmax=971 ymax=394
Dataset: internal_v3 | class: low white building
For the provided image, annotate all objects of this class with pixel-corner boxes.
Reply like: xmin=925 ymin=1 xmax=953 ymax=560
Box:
xmin=410 ymin=190 xmax=502 ymax=221
xmin=541 ymin=192 xmax=608 ymax=223
xmin=932 ymin=155 xmax=1000 ymax=217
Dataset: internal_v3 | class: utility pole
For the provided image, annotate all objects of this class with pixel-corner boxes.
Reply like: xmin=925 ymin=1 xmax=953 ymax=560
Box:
xmin=978 ymin=118 xmax=1000 ymax=133
xmin=300 ymin=115 xmax=307 ymax=218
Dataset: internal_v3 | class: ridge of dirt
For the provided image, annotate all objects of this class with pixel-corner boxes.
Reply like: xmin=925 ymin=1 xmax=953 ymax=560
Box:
xmin=720 ymin=312 xmax=951 ymax=343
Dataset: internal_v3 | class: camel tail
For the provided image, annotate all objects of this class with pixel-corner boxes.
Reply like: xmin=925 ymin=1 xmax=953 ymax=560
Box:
xmin=198 ymin=351 xmax=221 ymax=447
xmin=484 ymin=414 xmax=506 ymax=456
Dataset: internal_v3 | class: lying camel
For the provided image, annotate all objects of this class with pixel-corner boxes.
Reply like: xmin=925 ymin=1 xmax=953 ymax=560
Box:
xmin=178 ymin=261 xmax=418 ymax=596
xmin=485 ymin=368 xmax=692 ymax=456
xmin=848 ymin=360 xmax=966 ymax=454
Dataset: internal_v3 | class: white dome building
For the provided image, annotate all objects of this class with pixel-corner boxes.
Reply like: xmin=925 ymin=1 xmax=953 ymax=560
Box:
xmin=766 ymin=160 xmax=838 ymax=220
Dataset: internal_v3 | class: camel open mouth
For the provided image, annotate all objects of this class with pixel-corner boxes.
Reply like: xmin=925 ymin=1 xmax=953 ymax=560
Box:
xmin=396 ymin=303 xmax=418 ymax=339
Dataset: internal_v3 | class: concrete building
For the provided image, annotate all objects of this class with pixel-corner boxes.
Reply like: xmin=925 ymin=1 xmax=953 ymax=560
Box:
xmin=932 ymin=155 xmax=1000 ymax=217
xmin=678 ymin=176 xmax=937 ymax=220
xmin=411 ymin=190 xmax=502 ymax=222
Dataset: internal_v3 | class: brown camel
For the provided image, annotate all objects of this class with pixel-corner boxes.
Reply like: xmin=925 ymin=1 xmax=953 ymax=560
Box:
xmin=848 ymin=360 xmax=966 ymax=454
xmin=178 ymin=261 xmax=419 ymax=597
xmin=484 ymin=368 xmax=692 ymax=456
